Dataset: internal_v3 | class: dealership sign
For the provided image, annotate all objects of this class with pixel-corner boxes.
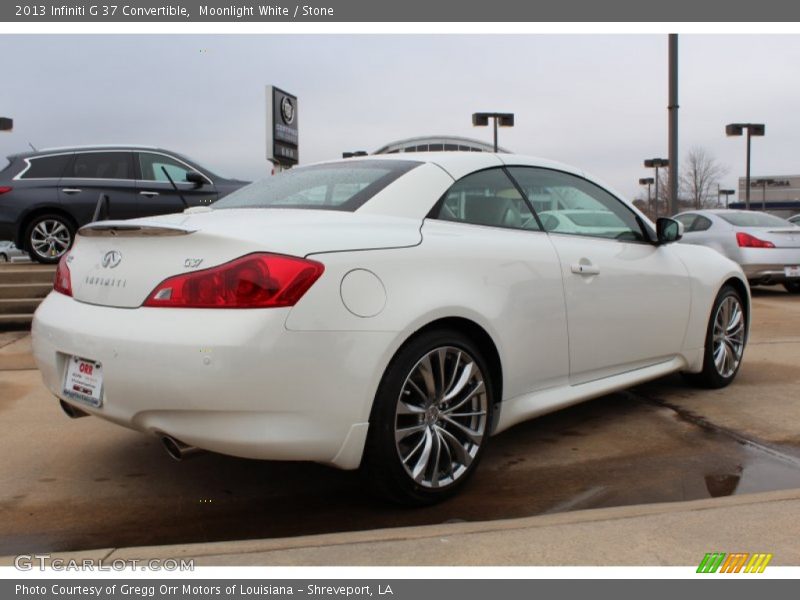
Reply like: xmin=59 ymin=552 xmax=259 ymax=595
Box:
xmin=266 ymin=85 xmax=298 ymax=167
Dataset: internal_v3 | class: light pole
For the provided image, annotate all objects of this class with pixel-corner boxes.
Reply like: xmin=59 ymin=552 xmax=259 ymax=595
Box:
xmin=718 ymin=188 xmax=735 ymax=209
xmin=0 ymin=117 xmax=12 ymax=132
xmin=726 ymin=123 xmax=765 ymax=210
xmin=752 ymin=178 xmax=775 ymax=211
xmin=644 ymin=158 xmax=669 ymax=218
xmin=472 ymin=112 xmax=514 ymax=152
xmin=639 ymin=177 xmax=655 ymax=217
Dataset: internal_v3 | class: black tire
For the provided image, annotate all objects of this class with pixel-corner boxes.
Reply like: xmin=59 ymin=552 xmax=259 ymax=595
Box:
xmin=24 ymin=213 xmax=75 ymax=264
xmin=362 ymin=329 xmax=494 ymax=506
xmin=784 ymin=281 xmax=800 ymax=294
xmin=0 ymin=254 xmax=7 ymax=263
xmin=686 ymin=285 xmax=747 ymax=389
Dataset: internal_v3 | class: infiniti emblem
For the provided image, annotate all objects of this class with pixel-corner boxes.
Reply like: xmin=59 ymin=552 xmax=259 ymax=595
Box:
xmin=102 ymin=250 xmax=122 ymax=269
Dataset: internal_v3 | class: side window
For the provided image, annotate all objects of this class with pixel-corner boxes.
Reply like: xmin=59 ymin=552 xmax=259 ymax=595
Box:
xmin=139 ymin=152 xmax=202 ymax=183
xmin=20 ymin=155 xmax=72 ymax=179
xmin=433 ymin=168 xmax=539 ymax=231
xmin=674 ymin=214 xmax=698 ymax=231
xmin=70 ymin=152 xmax=133 ymax=180
xmin=692 ymin=216 xmax=712 ymax=232
xmin=507 ymin=167 xmax=646 ymax=242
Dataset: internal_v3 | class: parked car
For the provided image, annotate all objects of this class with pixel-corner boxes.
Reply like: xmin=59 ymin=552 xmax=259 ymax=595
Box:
xmin=788 ymin=214 xmax=800 ymax=225
xmin=674 ymin=209 xmax=800 ymax=293
xmin=0 ymin=145 xmax=248 ymax=264
xmin=33 ymin=154 xmax=749 ymax=505
xmin=0 ymin=240 xmax=30 ymax=263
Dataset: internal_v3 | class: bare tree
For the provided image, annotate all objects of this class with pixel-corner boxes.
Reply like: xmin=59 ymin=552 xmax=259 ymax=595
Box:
xmin=681 ymin=147 xmax=728 ymax=209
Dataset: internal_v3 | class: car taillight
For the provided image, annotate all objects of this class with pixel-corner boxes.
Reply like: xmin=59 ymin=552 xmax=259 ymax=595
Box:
xmin=736 ymin=231 xmax=775 ymax=248
xmin=54 ymin=254 xmax=72 ymax=297
xmin=143 ymin=253 xmax=325 ymax=309
xmin=0 ymin=186 xmax=12 ymax=195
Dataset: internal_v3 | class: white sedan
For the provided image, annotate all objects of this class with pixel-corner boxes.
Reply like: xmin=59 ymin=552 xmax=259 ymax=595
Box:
xmin=32 ymin=153 xmax=750 ymax=505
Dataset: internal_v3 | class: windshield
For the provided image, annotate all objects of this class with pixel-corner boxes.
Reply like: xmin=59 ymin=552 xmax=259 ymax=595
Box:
xmin=718 ymin=212 xmax=792 ymax=228
xmin=213 ymin=160 xmax=419 ymax=212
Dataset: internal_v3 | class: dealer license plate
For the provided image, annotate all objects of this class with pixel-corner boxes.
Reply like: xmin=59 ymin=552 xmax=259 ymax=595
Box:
xmin=785 ymin=266 xmax=800 ymax=278
xmin=63 ymin=356 xmax=103 ymax=408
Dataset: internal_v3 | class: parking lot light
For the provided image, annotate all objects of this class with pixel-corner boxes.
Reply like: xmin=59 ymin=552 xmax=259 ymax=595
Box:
xmin=0 ymin=117 xmax=12 ymax=132
xmin=718 ymin=188 xmax=735 ymax=209
xmin=726 ymin=123 xmax=765 ymax=210
xmin=639 ymin=177 xmax=655 ymax=216
xmin=644 ymin=159 xmax=669 ymax=219
xmin=472 ymin=112 xmax=514 ymax=153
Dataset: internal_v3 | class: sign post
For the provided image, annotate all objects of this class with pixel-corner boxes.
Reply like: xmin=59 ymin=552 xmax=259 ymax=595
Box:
xmin=266 ymin=86 xmax=298 ymax=172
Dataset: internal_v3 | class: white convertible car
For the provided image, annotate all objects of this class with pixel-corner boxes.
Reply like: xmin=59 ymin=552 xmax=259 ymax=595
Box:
xmin=32 ymin=153 xmax=749 ymax=504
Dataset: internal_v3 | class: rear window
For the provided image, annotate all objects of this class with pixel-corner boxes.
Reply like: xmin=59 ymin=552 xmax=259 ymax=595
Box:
xmin=20 ymin=154 xmax=72 ymax=179
xmin=718 ymin=212 xmax=791 ymax=228
xmin=213 ymin=160 xmax=419 ymax=212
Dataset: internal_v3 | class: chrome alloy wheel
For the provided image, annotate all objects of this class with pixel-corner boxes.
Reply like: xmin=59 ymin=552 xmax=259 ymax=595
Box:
xmin=30 ymin=219 xmax=71 ymax=259
xmin=712 ymin=295 xmax=745 ymax=378
xmin=394 ymin=346 xmax=488 ymax=489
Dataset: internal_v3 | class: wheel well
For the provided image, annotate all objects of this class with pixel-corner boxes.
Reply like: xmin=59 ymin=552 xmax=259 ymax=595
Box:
xmin=16 ymin=208 xmax=77 ymax=249
xmin=407 ymin=317 xmax=503 ymax=416
xmin=724 ymin=276 xmax=751 ymax=333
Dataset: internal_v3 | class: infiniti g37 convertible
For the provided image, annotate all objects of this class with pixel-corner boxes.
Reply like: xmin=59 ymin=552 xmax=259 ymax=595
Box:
xmin=32 ymin=154 xmax=750 ymax=504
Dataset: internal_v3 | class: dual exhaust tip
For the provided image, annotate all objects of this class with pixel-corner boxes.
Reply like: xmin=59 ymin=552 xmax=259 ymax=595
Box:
xmin=58 ymin=400 xmax=201 ymax=461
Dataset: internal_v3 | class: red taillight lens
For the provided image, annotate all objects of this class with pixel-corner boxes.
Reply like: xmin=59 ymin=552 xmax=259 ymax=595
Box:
xmin=54 ymin=254 xmax=72 ymax=297
xmin=143 ymin=253 xmax=325 ymax=309
xmin=0 ymin=186 xmax=12 ymax=195
xmin=736 ymin=231 xmax=775 ymax=248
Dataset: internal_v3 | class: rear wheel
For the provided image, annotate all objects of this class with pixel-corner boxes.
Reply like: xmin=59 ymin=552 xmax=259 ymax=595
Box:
xmin=688 ymin=285 xmax=747 ymax=389
xmin=0 ymin=254 xmax=7 ymax=263
xmin=25 ymin=214 xmax=74 ymax=264
xmin=362 ymin=329 xmax=494 ymax=505
xmin=784 ymin=281 xmax=800 ymax=294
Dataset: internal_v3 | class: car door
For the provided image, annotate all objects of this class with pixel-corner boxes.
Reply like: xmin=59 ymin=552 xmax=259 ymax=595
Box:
xmin=135 ymin=151 xmax=218 ymax=216
xmin=425 ymin=167 xmax=569 ymax=398
xmin=507 ymin=167 xmax=692 ymax=385
xmin=58 ymin=151 xmax=139 ymax=222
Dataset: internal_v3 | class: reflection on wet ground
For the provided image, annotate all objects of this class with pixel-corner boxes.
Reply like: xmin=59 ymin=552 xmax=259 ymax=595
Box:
xmin=3 ymin=381 xmax=800 ymax=554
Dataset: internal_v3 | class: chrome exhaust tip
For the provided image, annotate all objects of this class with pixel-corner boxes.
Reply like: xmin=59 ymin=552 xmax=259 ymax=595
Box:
xmin=161 ymin=435 xmax=202 ymax=461
xmin=59 ymin=399 xmax=89 ymax=419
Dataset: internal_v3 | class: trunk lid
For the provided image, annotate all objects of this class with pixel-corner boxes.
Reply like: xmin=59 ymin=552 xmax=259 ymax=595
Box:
xmin=68 ymin=208 xmax=422 ymax=308
xmin=741 ymin=226 xmax=800 ymax=248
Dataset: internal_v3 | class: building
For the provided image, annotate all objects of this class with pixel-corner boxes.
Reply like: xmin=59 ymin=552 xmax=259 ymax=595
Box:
xmin=374 ymin=135 xmax=509 ymax=155
xmin=732 ymin=175 xmax=800 ymax=217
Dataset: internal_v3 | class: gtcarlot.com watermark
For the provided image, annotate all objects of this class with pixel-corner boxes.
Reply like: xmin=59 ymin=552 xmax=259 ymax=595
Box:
xmin=14 ymin=554 xmax=194 ymax=572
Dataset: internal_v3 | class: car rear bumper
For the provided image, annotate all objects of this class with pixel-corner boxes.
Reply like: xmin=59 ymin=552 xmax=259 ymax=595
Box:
xmin=31 ymin=292 xmax=396 ymax=469
xmin=738 ymin=248 xmax=800 ymax=283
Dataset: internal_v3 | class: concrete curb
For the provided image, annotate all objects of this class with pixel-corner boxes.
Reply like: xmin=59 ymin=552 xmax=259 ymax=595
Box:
xmin=5 ymin=488 xmax=798 ymax=567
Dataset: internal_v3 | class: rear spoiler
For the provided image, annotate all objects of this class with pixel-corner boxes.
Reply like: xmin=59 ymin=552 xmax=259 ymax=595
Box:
xmin=79 ymin=221 xmax=195 ymax=238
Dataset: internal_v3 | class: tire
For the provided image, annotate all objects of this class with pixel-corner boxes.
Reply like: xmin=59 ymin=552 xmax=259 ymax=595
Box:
xmin=0 ymin=254 xmax=7 ymax=263
xmin=687 ymin=285 xmax=747 ymax=389
xmin=784 ymin=281 xmax=800 ymax=294
xmin=362 ymin=329 xmax=494 ymax=505
xmin=24 ymin=213 xmax=75 ymax=264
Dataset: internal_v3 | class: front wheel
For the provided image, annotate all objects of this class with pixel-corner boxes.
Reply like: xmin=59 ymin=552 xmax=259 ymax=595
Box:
xmin=688 ymin=285 xmax=747 ymax=389
xmin=362 ymin=329 xmax=494 ymax=505
xmin=25 ymin=214 xmax=75 ymax=264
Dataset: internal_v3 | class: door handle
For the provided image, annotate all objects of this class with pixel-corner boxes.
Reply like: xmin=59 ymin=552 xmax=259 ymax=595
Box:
xmin=571 ymin=262 xmax=600 ymax=276
xmin=139 ymin=191 xmax=159 ymax=197
xmin=61 ymin=188 xmax=82 ymax=194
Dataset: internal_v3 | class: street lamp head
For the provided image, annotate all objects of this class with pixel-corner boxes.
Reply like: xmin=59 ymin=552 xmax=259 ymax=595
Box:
xmin=639 ymin=177 xmax=654 ymax=185
xmin=472 ymin=113 xmax=490 ymax=127
xmin=644 ymin=158 xmax=669 ymax=168
xmin=750 ymin=124 xmax=766 ymax=136
xmin=497 ymin=114 xmax=515 ymax=127
xmin=719 ymin=189 xmax=735 ymax=195
xmin=472 ymin=112 xmax=514 ymax=127
xmin=725 ymin=123 xmax=744 ymax=136
xmin=0 ymin=117 xmax=12 ymax=132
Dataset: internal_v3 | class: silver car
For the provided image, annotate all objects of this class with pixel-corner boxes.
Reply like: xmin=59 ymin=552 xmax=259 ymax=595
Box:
xmin=674 ymin=209 xmax=800 ymax=294
xmin=789 ymin=214 xmax=800 ymax=225
xmin=0 ymin=240 xmax=30 ymax=263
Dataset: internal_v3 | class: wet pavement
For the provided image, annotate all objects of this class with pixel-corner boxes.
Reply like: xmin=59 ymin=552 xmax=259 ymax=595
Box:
xmin=1 ymin=287 xmax=799 ymax=554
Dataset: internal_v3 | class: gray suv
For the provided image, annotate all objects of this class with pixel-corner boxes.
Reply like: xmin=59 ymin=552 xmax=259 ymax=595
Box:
xmin=0 ymin=145 xmax=248 ymax=263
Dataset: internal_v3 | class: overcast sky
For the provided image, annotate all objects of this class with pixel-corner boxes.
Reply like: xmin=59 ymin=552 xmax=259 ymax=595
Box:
xmin=2 ymin=34 xmax=800 ymax=199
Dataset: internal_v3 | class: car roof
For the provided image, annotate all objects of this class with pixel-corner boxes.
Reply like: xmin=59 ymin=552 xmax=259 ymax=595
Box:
xmin=7 ymin=144 xmax=166 ymax=159
xmin=308 ymin=152 xmax=586 ymax=182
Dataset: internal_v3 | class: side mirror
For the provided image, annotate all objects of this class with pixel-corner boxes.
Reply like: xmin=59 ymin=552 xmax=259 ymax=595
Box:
xmin=185 ymin=171 xmax=206 ymax=188
xmin=656 ymin=217 xmax=683 ymax=244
